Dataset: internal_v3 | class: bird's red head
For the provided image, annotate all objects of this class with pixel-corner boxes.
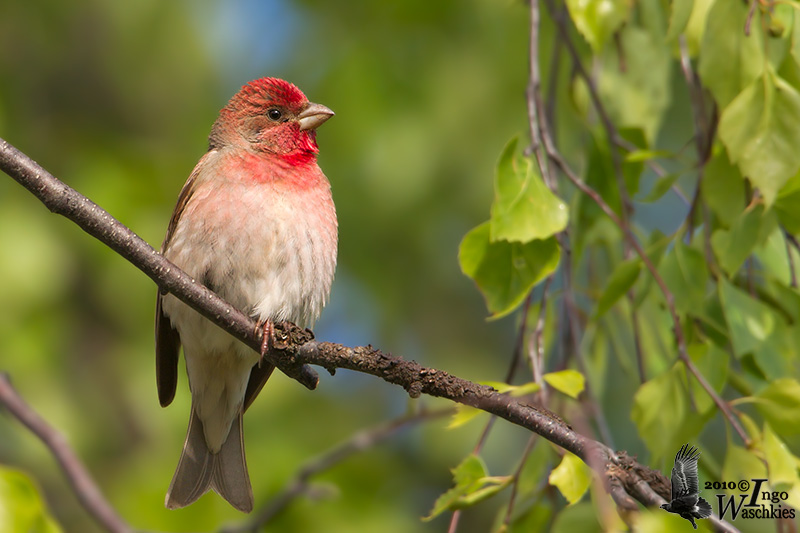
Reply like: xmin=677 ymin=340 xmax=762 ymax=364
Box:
xmin=210 ymin=77 xmax=334 ymax=166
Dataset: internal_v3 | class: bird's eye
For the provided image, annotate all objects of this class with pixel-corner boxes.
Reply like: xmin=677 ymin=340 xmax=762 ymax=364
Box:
xmin=267 ymin=108 xmax=283 ymax=121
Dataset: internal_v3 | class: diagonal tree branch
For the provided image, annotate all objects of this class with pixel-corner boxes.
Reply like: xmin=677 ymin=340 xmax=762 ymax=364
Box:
xmin=0 ymin=373 xmax=131 ymax=533
xmin=0 ymin=138 xmax=318 ymax=391
xmin=0 ymin=137 xmax=733 ymax=529
xmin=221 ymin=407 xmax=453 ymax=533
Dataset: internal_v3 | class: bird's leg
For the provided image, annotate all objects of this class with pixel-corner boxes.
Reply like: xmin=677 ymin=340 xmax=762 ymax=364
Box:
xmin=256 ymin=319 xmax=275 ymax=367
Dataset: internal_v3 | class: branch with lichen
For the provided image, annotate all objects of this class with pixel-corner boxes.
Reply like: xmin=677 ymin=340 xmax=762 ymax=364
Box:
xmin=0 ymin=137 xmax=735 ymax=531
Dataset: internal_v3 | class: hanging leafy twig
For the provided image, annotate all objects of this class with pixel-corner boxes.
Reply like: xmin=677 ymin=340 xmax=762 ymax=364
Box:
xmin=526 ymin=3 xmax=750 ymax=447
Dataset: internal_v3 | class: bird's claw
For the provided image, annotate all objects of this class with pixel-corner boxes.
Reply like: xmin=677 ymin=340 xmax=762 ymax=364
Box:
xmin=256 ymin=320 xmax=293 ymax=367
xmin=257 ymin=319 xmax=274 ymax=367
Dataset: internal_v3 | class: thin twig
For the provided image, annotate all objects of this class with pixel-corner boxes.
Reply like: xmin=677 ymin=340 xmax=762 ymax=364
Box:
xmin=223 ymin=408 xmax=452 ymax=532
xmin=540 ymin=149 xmax=749 ymax=445
xmin=529 ymin=276 xmax=552 ymax=404
xmin=449 ymin=290 xmax=537 ymax=532
xmin=529 ymin=0 xmax=750 ymax=444
xmin=542 ymin=0 xmax=632 ymax=220
xmin=629 ymin=292 xmax=646 ymax=383
xmin=785 ymin=230 xmax=798 ymax=288
xmin=678 ymin=36 xmax=711 ymax=162
xmin=0 ymin=373 xmax=131 ymax=533
xmin=678 ymin=35 xmax=715 ymax=245
xmin=524 ymin=18 xmax=750 ymax=444
xmin=472 ymin=291 xmax=535 ymax=455
xmin=501 ymin=435 xmax=539 ymax=527
xmin=744 ymin=0 xmax=758 ymax=36
xmin=531 ymin=0 xmax=615 ymax=449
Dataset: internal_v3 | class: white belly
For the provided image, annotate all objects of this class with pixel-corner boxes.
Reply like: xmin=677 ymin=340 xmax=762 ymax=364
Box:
xmin=160 ymin=159 xmax=337 ymax=449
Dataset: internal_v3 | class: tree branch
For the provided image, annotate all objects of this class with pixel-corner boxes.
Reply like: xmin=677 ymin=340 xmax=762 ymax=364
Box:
xmin=0 ymin=137 xmax=318 ymax=391
xmin=524 ymin=5 xmax=749 ymax=446
xmin=222 ymin=407 xmax=452 ymax=532
xmin=0 ymin=137 xmax=733 ymax=529
xmin=0 ymin=373 xmax=131 ymax=533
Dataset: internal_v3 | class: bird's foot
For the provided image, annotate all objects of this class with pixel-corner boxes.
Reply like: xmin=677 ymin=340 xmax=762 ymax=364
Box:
xmin=256 ymin=320 xmax=294 ymax=366
xmin=257 ymin=319 xmax=274 ymax=367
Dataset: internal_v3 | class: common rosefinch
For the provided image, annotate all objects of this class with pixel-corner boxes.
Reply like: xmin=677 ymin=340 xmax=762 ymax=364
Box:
xmin=155 ymin=78 xmax=337 ymax=512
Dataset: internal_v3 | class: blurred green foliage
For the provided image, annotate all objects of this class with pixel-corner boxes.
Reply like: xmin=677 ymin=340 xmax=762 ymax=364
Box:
xmin=3 ymin=0 xmax=800 ymax=532
xmin=0 ymin=1 xmax=530 ymax=531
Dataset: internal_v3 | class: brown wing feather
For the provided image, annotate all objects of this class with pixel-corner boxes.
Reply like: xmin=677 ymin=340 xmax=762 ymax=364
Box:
xmin=156 ymin=294 xmax=181 ymax=407
xmin=155 ymin=162 xmax=204 ymax=408
xmin=243 ymin=362 xmax=275 ymax=412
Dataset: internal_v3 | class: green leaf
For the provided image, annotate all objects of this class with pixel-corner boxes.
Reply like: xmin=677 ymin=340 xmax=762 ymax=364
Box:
xmin=619 ymin=127 xmax=648 ymax=195
xmin=684 ymin=0 xmax=715 ymax=55
xmin=775 ymin=172 xmax=800 ymax=234
xmin=594 ymin=258 xmax=641 ymax=318
xmin=754 ymin=379 xmax=800 ymax=434
xmin=702 ymin=147 xmax=746 ymax=227
xmin=722 ymin=444 xmax=768 ymax=493
xmin=718 ymin=70 xmax=800 ymax=205
xmin=711 ymin=204 xmax=774 ymax=276
xmin=688 ymin=342 xmax=729 ymax=414
xmin=479 ymin=380 xmax=541 ymax=397
xmin=459 ymin=222 xmax=560 ymax=319
xmin=762 ymin=423 xmax=800 ymax=488
xmin=565 ymin=0 xmax=631 ymax=52
xmin=598 ymin=27 xmax=671 ymax=143
xmin=639 ymin=173 xmax=680 ymax=203
xmin=423 ymin=455 xmax=510 ymax=521
xmin=448 ymin=404 xmax=485 ymax=429
xmin=623 ymin=149 xmax=672 ymax=163
xmin=543 ymin=370 xmax=586 ymax=399
xmin=548 ymin=452 xmax=592 ymax=504
xmin=763 ymin=421 xmax=800 ymax=510
xmin=718 ymin=279 xmax=774 ymax=358
xmin=765 ymin=4 xmax=794 ymax=69
xmin=490 ymin=138 xmax=569 ymax=243
xmin=718 ymin=279 xmax=796 ymax=379
xmin=657 ymin=240 xmax=708 ymax=315
xmin=666 ymin=0 xmax=694 ymax=41
xmin=631 ymin=346 xmax=718 ymax=460
xmin=697 ymin=0 xmax=764 ymax=109
xmin=504 ymin=499 xmax=553 ymax=533
xmin=0 ymin=466 xmax=62 ymax=533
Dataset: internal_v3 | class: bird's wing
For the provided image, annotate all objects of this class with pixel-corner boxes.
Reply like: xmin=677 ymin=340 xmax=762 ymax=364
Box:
xmin=243 ymin=362 xmax=276 ymax=412
xmin=155 ymin=160 xmax=204 ymax=408
xmin=155 ymin=294 xmax=180 ymax=407
xmin=671 ymin=444 xmax=702 ymax=499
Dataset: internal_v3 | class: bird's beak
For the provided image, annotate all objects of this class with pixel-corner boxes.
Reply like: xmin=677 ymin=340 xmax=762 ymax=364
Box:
xmin=297 ymin=103 xmax=335 ymax=131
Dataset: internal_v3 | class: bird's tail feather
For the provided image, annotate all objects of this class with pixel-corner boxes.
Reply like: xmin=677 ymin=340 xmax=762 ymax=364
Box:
xmin=696 ymin=497 xmax=712 ymax=518
xmin=165 ymin=407 xmax=254 ymax=512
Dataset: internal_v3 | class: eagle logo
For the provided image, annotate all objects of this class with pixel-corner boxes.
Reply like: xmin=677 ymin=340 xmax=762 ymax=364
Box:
xmin=660 ymin=444 xmax=713 ymax=529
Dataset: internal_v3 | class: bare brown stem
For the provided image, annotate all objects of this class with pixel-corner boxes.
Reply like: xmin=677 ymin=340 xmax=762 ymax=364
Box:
xmin=786 ymin=230 xmax=798 ymax=288
xmin=501 ymin=435 xmax=539 ymax=527
xmin=0 ymin=137 xmax=318 ymax=391
xmin=0 ymin=373 xmax=131 ymax=533
xmin=744 ymin=0 xmax=758 ymax=36
xmin=0 ymin=134 xmax=739 ymax=528
xmin=222 ymin=408 xmax=452 ymax=532
xmin=525 ymin=9 xmax=749 ymax=445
